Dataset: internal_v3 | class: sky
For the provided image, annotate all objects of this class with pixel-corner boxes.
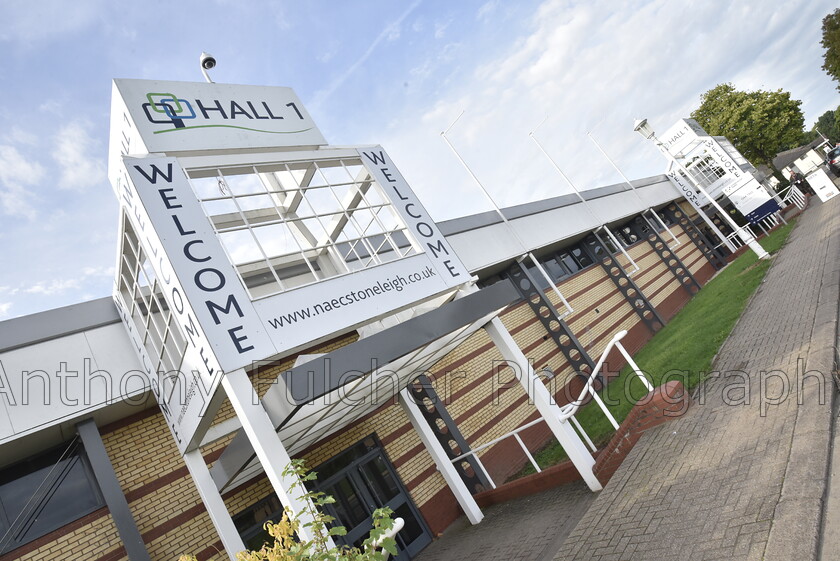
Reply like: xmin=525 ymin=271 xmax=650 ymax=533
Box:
xmin=0 ymin=0 xmax=837 ymax=320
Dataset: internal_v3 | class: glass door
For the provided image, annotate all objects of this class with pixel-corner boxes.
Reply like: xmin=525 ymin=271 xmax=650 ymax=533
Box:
xmin=313 ymin=436 xmax=432 ymax=559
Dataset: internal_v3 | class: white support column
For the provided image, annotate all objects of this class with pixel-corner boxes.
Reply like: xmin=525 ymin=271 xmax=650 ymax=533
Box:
xmin=222 ymin=369 xmax=334 ymax=546
xmin=483 ymin=317 xmax=603 ymax=491
xmin=398 ymin=388 xmax=484 ymax=524
xmin=183 ymin=449 xmax=247 ymax=560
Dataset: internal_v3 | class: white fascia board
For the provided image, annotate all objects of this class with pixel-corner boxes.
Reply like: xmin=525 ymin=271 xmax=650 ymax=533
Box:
xmin=0 ymin=323 xmax=149 ymax=448
xmin=176 ymin=146 xmax=365 ymax=173
xmin=446 ymin=180 xmax=680 ymax=274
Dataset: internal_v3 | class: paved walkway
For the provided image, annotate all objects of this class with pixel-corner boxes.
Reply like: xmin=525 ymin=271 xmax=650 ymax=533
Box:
xmin=558 ymin=197 xmax=838 ymax=561
xmin=415 ymin=482 xmax=595 ymax=561
xmin=414 ymin=197 xmax=839 ymax=561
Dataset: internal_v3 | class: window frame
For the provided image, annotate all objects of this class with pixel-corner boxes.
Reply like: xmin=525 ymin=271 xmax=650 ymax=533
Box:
xmin=0 ymin=440 xmax=104 ymax=554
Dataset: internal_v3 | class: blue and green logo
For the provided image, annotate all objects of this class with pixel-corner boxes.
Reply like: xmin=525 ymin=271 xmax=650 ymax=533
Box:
xmin=143 ymin=93 xmax=196 ymax=130
xmin=141 ymin=91 xmax=313 ymax=135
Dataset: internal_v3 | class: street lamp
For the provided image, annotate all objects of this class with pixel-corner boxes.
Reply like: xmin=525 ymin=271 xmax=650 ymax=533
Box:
xmin=633 ymin=119 xmax=769 ymax=260
xmin=633 ymin=118 xmax=656 ymax=141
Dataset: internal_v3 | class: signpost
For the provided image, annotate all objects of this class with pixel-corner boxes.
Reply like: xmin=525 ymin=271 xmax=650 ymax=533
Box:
xmin=806 ymin=168 xmax=840 ymax=203
xmin=109 ymin=80 xmax=470 ymax=453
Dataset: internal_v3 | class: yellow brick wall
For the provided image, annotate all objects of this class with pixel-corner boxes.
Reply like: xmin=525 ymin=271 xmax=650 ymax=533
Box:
xmin=5 ymin=203 xmax=722 ymax=560
xmin=1 ymin=512 xmax=124 ymax=561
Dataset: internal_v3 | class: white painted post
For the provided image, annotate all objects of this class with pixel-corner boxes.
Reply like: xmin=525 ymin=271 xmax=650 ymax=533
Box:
xmin=398 ymin=388 xmax=485 ymax=524
xmin=222 ymin=369 xmax=334 ymax=545
xmin=183 ymin=449 xmax=247 ymax=560
xmin=483 ymin=317 xmax=603 ymax=491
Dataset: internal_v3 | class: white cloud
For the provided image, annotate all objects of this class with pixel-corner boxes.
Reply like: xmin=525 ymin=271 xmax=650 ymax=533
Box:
xmin=24 ymin=278 xmax=80 ymax=296
xmin=52 ymin=121 xmax=107 ymax=191
xmin=317 ymin=47 xmax=338 ymax=64
xmin=434 ymin=19 xmax=452 ymax=39
xmin=19 ymin=265 xmax=113 ymax=298
xmin=4 ymin=127 xmax=38 ymax=146
xmin=477 ymin=0 xmax=500 ymax=22
xmin=0 ymin=144 xmax=44 ymax=218
xmin=0 ymin=0 xmax=106 ymax=45
xmin=310 ymin=0 xmax=422 ymax=111
xmin=81 ymin=265 xmax=114 ymax=278
xmin=377 ymin=0 xmax=839 ymax=221
xmin=38 ymin=100 xmax=64 ymax=115
xmin=0 ymin=302 xmax=11 ymax=319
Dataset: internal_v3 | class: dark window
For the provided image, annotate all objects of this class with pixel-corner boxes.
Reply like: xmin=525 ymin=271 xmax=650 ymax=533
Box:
xmin=572 ymin=246 xmax=593 ymax=268
xmin=558 ymin=252 xmax=581 ymax=275
xmin=615 ymin=226 xmax=638 ymax=247
xmin=233 ymin=494 xmax=285 ymax=551
xmin=0 ymin=440 xmax=103 ymax=554
xmin=544 ymin=257 xmax=570 ymax=282
xmin=656 ymin=211 xmax=673 ymax=227
xmin=524 ymin=264 xmax=549 ymax=290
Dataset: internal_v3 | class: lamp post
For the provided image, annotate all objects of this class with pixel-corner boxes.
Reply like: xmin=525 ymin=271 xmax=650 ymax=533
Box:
xmin=633 ymin=119 xmax=769 ymax=260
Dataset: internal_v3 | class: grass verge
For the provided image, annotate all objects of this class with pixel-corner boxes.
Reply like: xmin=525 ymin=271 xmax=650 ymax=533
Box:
xmin=512 ymin=220 xmax=797 ymax=478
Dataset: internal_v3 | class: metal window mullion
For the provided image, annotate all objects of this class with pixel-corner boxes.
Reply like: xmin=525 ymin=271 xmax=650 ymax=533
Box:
xmin=217 ymin=170 xmax=288 ymax=293
xmin=160 ymin=312 xmax=187 ymax=375
xmin=353 ymin=181 xmax=395 ymax=245
xmin=253 ymin=166 xmax=322 ymax=282
xmin=374 ymin=231 xmax=401 ymax=259
xmin=324 ymin=179 xmax=382 ymax=267
xmin=370 ymin=206 xmax=403 ymax=255
xmin=135 ymin=271 xmax=156 ymax=348
xmin=192 ymin=181 xmax=256 ymax=293
xmin=345 ymin=208 xmax=382 ymax=267
xmin=146 ymin=283 xmax=172 ymax=368
xmin=306 ymin=192 xmax=352 ymax=275
xmin=342 ymin=240 xmax=366 ymax=267
xmin=123 ymin=232 xmax=144 ymax=318
xmin=396 ymin=229 xmax=415 ymax=257
xmin=308 ymin=179 xmax=356 ymax=273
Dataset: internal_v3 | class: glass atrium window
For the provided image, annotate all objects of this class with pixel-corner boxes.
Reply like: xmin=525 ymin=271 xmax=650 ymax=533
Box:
xmin=187 ymin=158 xmax=416 ymax=299
xmin=117 ymin=218 xmax=187 ymax=397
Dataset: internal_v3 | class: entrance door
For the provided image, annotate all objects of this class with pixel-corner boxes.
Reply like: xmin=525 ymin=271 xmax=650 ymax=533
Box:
xmin=313 ymin=435 xmax=432 ymax=559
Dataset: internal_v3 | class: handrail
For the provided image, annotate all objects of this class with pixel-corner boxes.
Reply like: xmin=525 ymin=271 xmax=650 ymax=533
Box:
xmin=370 ymin=517 xmax=405 ymax=559
xmin=779 ymin=184 xmax=807 ymax=210
xmin=448 ymin=330 xmax=653 ymax=484
xmin=558 ymin=330 xmax=652 ymax=424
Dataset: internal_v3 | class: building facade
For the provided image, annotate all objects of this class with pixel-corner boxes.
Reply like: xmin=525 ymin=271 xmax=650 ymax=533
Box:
xmin=0 ymin=80 xmax=740 ymax=561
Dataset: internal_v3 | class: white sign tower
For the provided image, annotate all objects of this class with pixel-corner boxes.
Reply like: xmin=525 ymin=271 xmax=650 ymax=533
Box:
xmin=108 ymin=75 xmax=604 ymax=558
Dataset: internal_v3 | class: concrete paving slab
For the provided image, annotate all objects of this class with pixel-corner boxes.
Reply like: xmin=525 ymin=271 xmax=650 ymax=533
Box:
xmin=556 ymin=197 xmax=838 ymax=561
xmin=414 ymin=481 xmax=595 ymax=561
xmin=410 ymin=197 xmax=839 ymax=561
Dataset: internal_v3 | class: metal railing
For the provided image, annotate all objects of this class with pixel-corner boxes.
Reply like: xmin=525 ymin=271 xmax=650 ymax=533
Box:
xmin=371 ymin=517 xmax=405 ymax=559
xmin=713 ymin=223 xmax=760 ymax=252
xmin=448 ymin=330 xmax=652 ymax=487
xmin=779 ymin=184 xmax=807 ymax=210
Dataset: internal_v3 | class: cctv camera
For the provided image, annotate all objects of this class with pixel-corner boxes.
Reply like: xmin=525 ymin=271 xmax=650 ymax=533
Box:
xmin=200 ymin=52 xmax=216 ymax=70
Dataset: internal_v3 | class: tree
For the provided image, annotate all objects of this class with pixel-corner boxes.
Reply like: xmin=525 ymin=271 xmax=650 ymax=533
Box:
xmin=812 ymin=107 xmax=840 ymax=143
xmin=821 ymin=8 xmax=840 ymax=90
xmin=690 ymin=83 xmax=805 ymax=169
